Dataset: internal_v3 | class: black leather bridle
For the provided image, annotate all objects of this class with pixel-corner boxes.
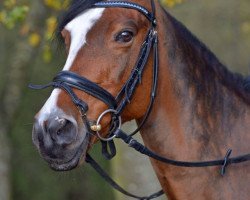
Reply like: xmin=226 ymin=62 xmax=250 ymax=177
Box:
xmin=30 ymin=1 xmax=250 ymax=199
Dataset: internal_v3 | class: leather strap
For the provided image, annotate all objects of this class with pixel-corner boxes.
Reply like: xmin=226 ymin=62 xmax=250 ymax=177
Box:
xmin=93 ymin=1 xmax=154 ymax=23
xmin=101 ymin=140 xmax=117 ymax=160
xmin=115 ymin=28 xmax=156 ymax=115
xmin=129 ymin=30 xmax=158 ymax=136
xmin=29 ymin=81 xmax=89 ymax=113
xmin=54 ymin=71 xmax=117 ymax=109
xmin=86 ymin=153 xmax=164 ymax=200
xmin=115 ymin=129 xmax=250 ymax=175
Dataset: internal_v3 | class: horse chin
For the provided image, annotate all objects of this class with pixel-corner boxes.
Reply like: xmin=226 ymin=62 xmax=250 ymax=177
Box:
xmin=46 ymin=133 xmax=89 ymax=172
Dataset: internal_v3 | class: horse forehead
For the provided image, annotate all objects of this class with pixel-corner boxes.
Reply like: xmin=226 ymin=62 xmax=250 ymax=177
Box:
xmin=62 ymin=8 xmax=105 ymax=71
xmin=65 ymin=8 xmax=105 ymax=35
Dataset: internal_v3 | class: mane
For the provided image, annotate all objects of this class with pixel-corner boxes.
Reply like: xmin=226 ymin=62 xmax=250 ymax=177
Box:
xmin=164 ymin=10 xmax=250 ymax=104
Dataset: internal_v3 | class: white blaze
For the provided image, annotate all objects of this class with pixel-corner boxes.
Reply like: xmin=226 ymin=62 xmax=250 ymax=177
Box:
xmin=37 ymin=8 xmax=105 ymax=124
xmin=63 ymin=8 xmax=105 ymax=71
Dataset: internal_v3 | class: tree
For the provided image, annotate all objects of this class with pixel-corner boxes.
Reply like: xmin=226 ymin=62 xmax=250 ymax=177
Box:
xmin=0 ymin=1 xmax=52 ymax=199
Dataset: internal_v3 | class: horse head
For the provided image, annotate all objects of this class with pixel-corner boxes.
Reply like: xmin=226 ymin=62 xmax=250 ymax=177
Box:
xmin=32 ymin=0 xmax=159 ymax=171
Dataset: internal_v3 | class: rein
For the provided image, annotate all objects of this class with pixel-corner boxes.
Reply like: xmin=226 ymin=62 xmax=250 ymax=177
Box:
xmin=29 ymin=1 xmax=250 ymax=199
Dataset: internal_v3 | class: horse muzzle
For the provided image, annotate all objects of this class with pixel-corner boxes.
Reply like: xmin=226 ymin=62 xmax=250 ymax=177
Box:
xmin=32 ymin=113 xmax=89 ymax=171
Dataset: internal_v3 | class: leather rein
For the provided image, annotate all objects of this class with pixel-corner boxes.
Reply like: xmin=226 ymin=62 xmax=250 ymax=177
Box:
xmin=30 ymin=1 xmax=250 ymax=199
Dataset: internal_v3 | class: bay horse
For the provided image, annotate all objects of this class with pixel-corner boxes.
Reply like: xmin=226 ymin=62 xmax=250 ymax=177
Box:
xmin=30 ymin=0 xmax=250 ymax=199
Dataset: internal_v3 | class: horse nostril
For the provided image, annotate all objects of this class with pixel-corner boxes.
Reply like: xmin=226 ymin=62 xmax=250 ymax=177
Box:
xmin=54 ymin=118 xmax=67 ymax=136
xmin=47 ymin=117 xmax=77 ymax=146
xmin=56 ymin=117 xmax=67 ymax=127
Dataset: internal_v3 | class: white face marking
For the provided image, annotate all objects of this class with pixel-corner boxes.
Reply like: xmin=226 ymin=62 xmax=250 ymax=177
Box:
xmin=37 ymin=89 xmax=61 ymax=125
xmin=63 ymin=8 xmax=105 ymax=71
xmin=37 ymin=8 xmax=105 ymax=122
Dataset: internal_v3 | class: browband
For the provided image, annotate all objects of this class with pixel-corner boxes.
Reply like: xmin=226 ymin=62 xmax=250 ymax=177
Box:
xmin=93 ymin=1 xmax=155 ymax=23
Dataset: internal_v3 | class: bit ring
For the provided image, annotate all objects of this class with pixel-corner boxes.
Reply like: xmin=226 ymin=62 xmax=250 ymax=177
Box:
xmin=94 ymin=109 xmax=121 ymax=142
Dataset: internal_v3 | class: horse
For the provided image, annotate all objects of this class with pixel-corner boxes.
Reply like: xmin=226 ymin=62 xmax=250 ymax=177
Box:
xmin=30 ymin=0 xmax=250 ymax=199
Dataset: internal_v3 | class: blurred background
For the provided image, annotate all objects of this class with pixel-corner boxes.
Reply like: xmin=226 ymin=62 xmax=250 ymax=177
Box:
xmin=0 ymin=0 xmax=249 ymax=200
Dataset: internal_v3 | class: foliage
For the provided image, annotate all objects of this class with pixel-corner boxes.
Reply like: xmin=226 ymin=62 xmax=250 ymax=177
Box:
xmin=0 ymin=0 xmax=184 ymax=63
xmin=0 ymin=0 xmax=29 ymax=29
xmin=161 ymin=0 xmax=183 ymax=7
xmin=0 ymin=0 xmax=69 ymax=63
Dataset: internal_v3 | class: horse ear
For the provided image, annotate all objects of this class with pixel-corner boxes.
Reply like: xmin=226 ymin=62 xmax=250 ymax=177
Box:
xmin=61 ymin=29 xmax=71 ymax=53
xmin=61 ymin=29 xmax=66 ymax=37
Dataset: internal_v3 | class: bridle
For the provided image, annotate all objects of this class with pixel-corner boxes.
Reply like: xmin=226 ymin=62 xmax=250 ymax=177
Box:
xmin=30 ymin=1 xmax=250 ymax=199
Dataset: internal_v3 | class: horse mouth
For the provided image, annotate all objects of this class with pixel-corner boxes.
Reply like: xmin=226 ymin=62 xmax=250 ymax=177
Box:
xmin=43 ymin=134 xmax=89 ymax=172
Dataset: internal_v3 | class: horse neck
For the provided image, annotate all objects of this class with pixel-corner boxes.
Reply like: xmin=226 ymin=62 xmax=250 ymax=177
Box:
xmin=138 ymin=8 xmax=250 ymax=197
xmin=136 ymin=7 xmax=250 ymax=199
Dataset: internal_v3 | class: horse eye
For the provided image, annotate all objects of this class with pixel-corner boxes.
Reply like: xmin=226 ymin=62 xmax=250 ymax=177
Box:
xmin=115 ymin=31 xmax=134 ymax=43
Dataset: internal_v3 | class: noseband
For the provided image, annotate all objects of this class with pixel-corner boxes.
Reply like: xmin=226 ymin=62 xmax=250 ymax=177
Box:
xmin=30 ymin=1 xmax=250 ymax=199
